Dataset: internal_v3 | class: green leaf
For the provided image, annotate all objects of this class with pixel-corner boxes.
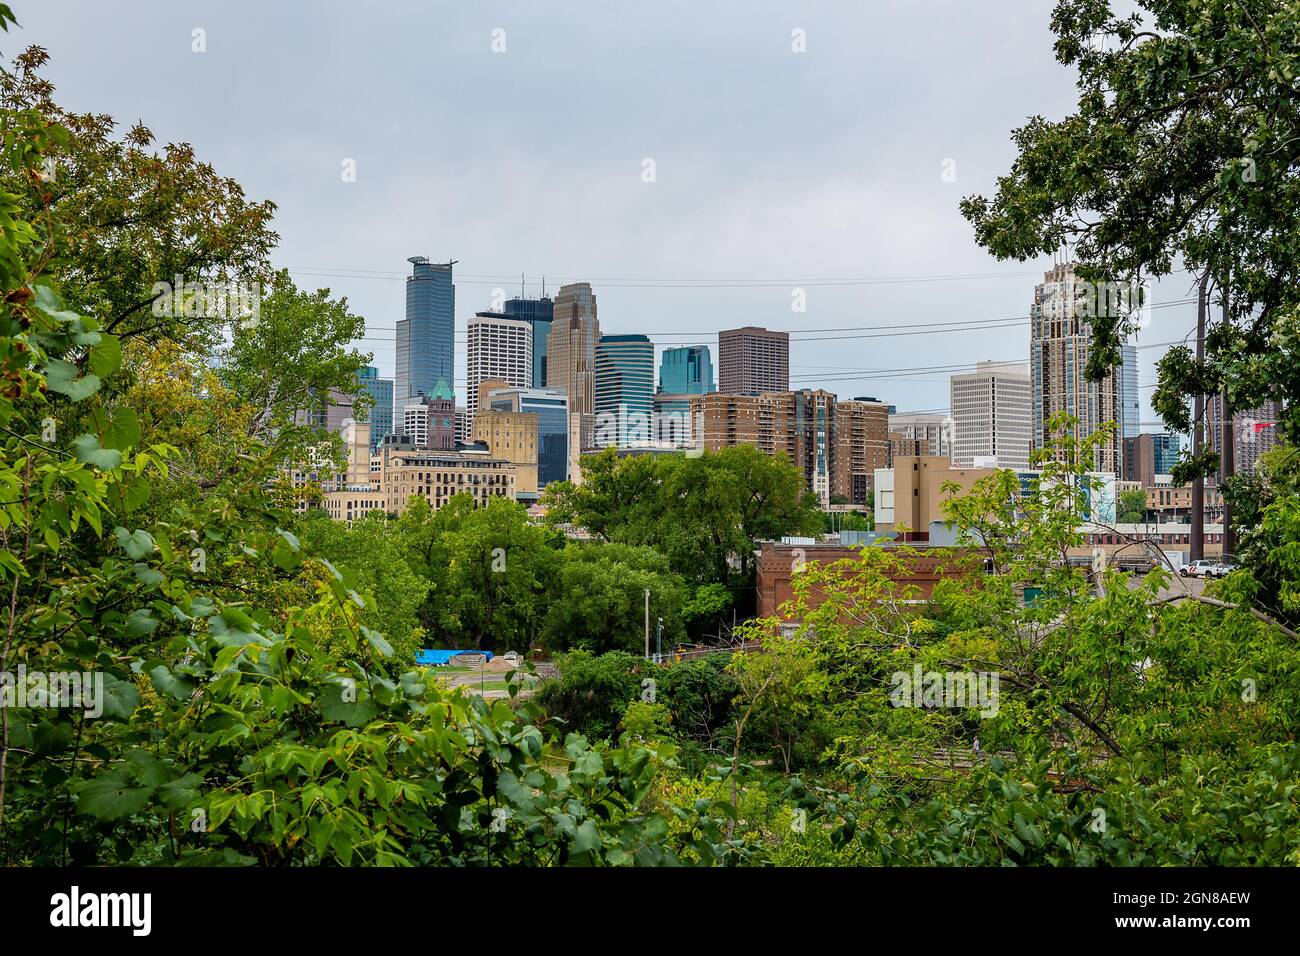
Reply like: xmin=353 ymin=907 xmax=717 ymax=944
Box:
xmin=114 ymin=527 xmax=155 ymax=559
xmin=46 ymin=361 xmax=101 ymax=401
xmin=77 ymin=771 xmax=154 ymax=821
xmin=88 ymin=334 xmax=122 ymax=378
xmin=99 ymin=674 xmax=139 ymax=721
xmin=569 ymin=819 xmax=601 ymax=855
xmin=101 ymin=407 xmax=140 ymax=451
xmin=73 ymin=433 xmax=122 ymax=470
xmin=149 ymin=664 xmax=195 ymax=701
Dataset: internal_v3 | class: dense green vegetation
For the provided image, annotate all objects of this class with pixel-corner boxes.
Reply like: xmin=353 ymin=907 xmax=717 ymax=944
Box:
xmin=0 ymin=1 xmax=1296 ymax=867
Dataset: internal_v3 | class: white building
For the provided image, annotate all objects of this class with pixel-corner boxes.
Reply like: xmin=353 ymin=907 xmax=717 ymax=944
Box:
xmin=466 ymin=312 xmax=532 ymax=422
xmin=888 ymin=410 xmax=954 ymax=460
xmin=950 ymin=360 xmax=1032 ymax=469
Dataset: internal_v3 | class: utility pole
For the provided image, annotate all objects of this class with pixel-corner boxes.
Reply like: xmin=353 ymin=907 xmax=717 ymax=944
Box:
xmin=1219 ymin=279 xmax=1235 ymax=561
xmin=644 ymin=588 xmax=650 ymax=661
xmin=1190 ymin=270 xmax=1209 ymax=563
xmin=655 ymin=617 xmax=663 ymax=664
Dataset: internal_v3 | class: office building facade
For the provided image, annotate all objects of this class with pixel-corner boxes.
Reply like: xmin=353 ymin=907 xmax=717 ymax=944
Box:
xmin=355 ymin=366 xmax=394 ymax=452
xmin=488 ymin=386 xmax=570 ymax=488
xmin=594 ymin=334 xmax=655 ymax=447
xmin=466 ymin=312 xmax=532 ymax=420
xmin=718 ymin=326 xmax=789 ymax=396
xmin=504 ymin=295 xmax=554 ymax=388
xmin=950 ymin=361 xmax=1032 ymax=469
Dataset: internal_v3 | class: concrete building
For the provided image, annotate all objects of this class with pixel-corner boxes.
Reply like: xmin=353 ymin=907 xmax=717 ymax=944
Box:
xmin=690 ymin=389 xmax=886 ymax=507
xmin=1122 ymin=432 xmax=1182 ymax=486
xmin=888 ymin=411 xmax=953 ymax=461
xmin=834 ymin=397 xmax=890 ymax=505
xmin=594 ymin=333 xmax=655 ymax=447
xmin=718 ymin=326 xmax=789 ymax=396
xmin=466 ymin=312 xmax=532 ymax=421
xmin=1029 ymin=262 xmax=1127 ymax=475
xmin=950 ymin=361 xmax=1031 ymax=469
xmin=397 ymin=379 xmax=456 ymax=450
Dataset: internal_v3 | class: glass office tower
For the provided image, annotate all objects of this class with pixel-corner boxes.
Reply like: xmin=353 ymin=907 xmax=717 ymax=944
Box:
xmin=594 ymin=334 xmax=655 ymax=447
xmin=356 ymin=365 xmax=394 ymax=452
xmin=504 ymin=295 xmax=554 ymax=388
xmin=395 ymin=257 xmax=456 ymax=414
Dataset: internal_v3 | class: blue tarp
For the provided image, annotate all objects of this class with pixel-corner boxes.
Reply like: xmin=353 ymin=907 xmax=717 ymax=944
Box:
xmin=416 ymin=649 xmax=494 ymax=667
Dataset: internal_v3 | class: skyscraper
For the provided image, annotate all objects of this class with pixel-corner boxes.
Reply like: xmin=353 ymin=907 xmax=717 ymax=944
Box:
xmin=355 ymin=366 xmax=394 ymax=452
xmin=395 ymin=257 xmax=456 ymax=420
xmin=546 ymin=282 xmax=600 ymax=475
xmin=1029 ymin=263 xmax=1126 ymax=474
xmin=950 ymin=361 xmax=1032 ymax=469
xmin=504 ymin=295 xmax=554 ymax=388
xmin=1120 ymin=343 xmax=1140 ymax=439
xmin=654 ymin=346 xmax=715 ymax=448
xmin=658 ymin=346 xmax=715 ymax=396
xmin=718 ymin=326 xmax=789 ymax=395
xmin=594 ymin=334 xmax=655 ymax=447
xmin=466 ymin=311 xmax=532 ymax=421
xmin=1207 ymin=395 xmax=1282 ymax=475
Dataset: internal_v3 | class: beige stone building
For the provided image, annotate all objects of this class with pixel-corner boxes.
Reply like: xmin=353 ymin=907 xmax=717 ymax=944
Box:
xmin=472 ymin=409 xmax=539 ymax=494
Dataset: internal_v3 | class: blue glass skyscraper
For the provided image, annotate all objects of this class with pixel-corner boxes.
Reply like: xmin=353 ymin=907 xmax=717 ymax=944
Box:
xmin=356 ymin=365 xmax=394 ymax=452
xmin=594 ymin=334 xmax=654 ymax=447
xmin=504 ymin=295 xmax=554 ymax=387
xmin=395 ymin=257 xmax=456 ymax=413
xmin=657 ymin=346 xmax=715 ymax=396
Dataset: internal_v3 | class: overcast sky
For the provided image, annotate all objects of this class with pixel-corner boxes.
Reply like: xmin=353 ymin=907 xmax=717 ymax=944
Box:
xmin=14 ymin=0 xmax=1197 ymax=423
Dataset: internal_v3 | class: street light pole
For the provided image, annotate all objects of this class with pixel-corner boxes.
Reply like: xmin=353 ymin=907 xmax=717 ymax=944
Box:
xmin=644 ymin=588 xmax=650 ymax=661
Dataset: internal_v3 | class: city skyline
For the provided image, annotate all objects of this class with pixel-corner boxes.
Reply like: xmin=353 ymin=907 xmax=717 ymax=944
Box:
xmin=18 ymin=1 xmax=1206 ymax=428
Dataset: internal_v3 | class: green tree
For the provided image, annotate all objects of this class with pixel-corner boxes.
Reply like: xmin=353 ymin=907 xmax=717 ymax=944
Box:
xmin=1116 ymin=487 xmax=1148 ymax=524
xmin=540 ymin=543 xmax=688 ymax=655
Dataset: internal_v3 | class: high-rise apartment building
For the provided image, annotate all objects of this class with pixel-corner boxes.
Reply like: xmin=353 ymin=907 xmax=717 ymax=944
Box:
xmin=355 ymin=366 xmax=394 ymax=452
xmin=888 ymin=411 xmax=953 ymax=461
xmin=503 ymin=295 xmax=554 ymax=388
xmin=1029 ymin=262 xmax=1126 ymax=474
xmin=950 ymin=361 xmax=1032 ymax=469
xmin=691 ymin=388 xmax=882 ymax=507
xmin=594 ymin=334 xmax=655 ymax=448
xmin=547 ymin=282 xmax=600 ymax=477
xmin=395 ymin=257 xmax=456 ymax=420
xmin=1207 ymin=395 xmax=1282 ymax=475
xmin=487 ymin=386 xmax=570 ymax=488
xmin=834 ymin=397 xmax=890 ymax=505
xmin=718 ymin=326 xmax=789 ymax=396
xmin=466 ymin=312 xmax=532 ymax=421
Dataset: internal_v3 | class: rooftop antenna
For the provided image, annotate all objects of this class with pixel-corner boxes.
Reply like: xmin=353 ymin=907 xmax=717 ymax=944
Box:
xmin=521 ymin=273 xmax=525 ymax=298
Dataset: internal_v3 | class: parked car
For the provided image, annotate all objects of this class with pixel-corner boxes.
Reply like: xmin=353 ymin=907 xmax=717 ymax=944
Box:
xmin=1209 ymin=562 xmax=1239 ymax=578
xmin=1180 ymin=559 xmax=1216 ymax=578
